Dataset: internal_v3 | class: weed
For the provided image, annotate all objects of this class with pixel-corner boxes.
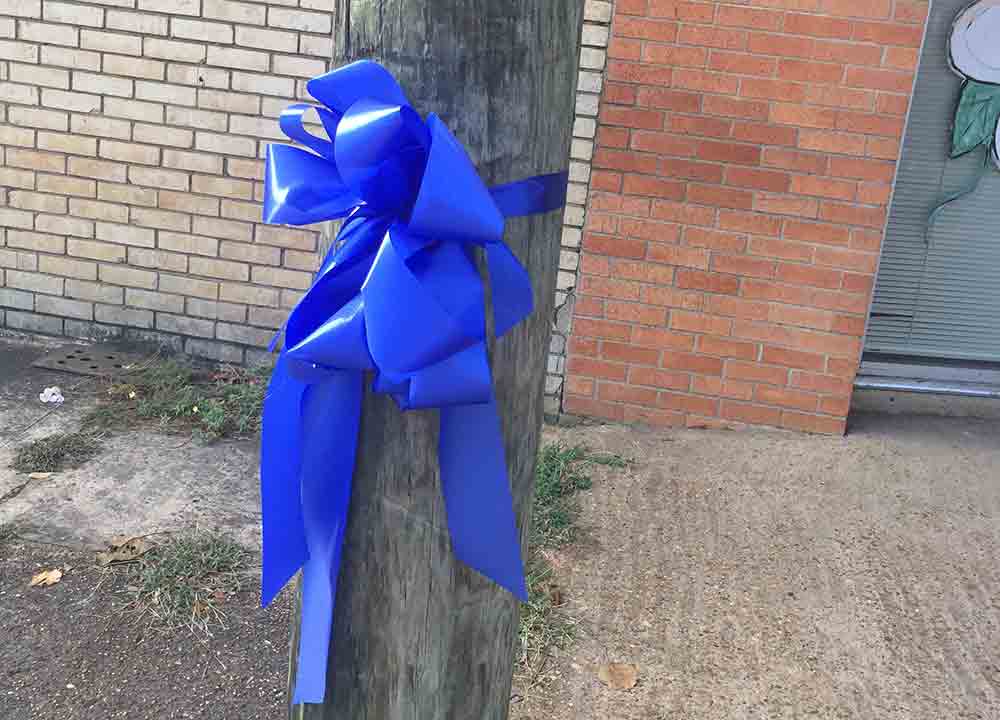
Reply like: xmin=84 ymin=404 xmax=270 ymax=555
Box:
xmin=531 ymin=442 xmax=627 ymax=550
xmin=87 ymin=360 xmax=270 ymax=441
xmin=517 ymin=442 xmax=628 ymax=675
xmin=517 ymin=555 xmax=574 ymax=673
xmin=118 ymin=533 xmax=252 ymax=633
xmin=0 ymin=524 xmax=16 ymax=545
xmin=11 ymin=431 xmax=102 ymax=473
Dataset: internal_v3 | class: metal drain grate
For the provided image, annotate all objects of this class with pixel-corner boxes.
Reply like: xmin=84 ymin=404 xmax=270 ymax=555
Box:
xmin=32 ymin=344 xmax=145 ymax=378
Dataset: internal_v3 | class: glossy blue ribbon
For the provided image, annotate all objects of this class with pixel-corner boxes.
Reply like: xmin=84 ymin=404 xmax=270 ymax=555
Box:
xmin=259 ymin=60 xmax=568 ymax=704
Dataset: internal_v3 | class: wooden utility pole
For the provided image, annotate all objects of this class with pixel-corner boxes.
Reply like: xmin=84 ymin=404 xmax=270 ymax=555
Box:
xmin=288 ymin=2 xmax=583 ymax=718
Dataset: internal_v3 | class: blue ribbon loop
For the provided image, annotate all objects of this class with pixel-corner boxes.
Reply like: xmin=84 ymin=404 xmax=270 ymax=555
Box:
xmin=259 ymin=60 xmax=568 ymax=705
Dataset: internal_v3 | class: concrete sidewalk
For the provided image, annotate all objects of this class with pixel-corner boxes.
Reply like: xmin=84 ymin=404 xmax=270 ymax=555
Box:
xmin=515 ymin=415 xmax=1000 ymax=719
xmin=0 ymin=335 xmax=261 ymax=548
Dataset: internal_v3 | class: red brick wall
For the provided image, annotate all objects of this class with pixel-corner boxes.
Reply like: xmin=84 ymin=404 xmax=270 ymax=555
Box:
xmin=564 ymin=0 xmax=929 ymax=433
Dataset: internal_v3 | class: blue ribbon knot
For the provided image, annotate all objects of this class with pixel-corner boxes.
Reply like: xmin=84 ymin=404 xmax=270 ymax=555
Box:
xmin=259 ymin=60 xmax=568 ymax=704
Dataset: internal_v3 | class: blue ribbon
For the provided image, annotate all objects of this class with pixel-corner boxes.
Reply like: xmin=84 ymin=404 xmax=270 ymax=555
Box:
xmin=259 ymin=60 xmax=568 ymax=704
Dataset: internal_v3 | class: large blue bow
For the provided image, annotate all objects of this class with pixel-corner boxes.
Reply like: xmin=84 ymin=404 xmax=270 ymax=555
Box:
xmin=259 ymin=60 xmax=568 ymax=704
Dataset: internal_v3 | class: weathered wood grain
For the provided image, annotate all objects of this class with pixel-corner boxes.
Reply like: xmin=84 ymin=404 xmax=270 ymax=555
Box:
xmin=291 ymin=2 xmax=582 ymax=718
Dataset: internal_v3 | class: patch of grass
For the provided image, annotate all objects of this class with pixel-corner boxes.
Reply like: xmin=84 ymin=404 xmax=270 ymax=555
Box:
xmin=0 ymin=524 xmax=17 ymax=545
xmin=531 ymin=442 xmax=628 ymax=550
xmin=119 ymin=533 xmax=252 ymax=633
xmin=518 ymin=442 xmax=628 ymax=674
xmin=87 ymin=360 xmax=270 ymax=441
xmin=518 ymin=556 xmax=573 ymax=673
xmin=11 ymin=431 xmax=102 ymax=473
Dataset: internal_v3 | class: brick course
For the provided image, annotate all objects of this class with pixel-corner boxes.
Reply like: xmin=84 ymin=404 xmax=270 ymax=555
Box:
xmin=561 ymin=0 xmax=929 ymax=433
xmin=0 ymin=0 xmax=330 ymax=361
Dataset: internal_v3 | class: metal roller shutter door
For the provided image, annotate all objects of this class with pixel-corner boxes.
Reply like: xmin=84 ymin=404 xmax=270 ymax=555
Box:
xmin=867 ymin=0 xmax=1000 ymax=363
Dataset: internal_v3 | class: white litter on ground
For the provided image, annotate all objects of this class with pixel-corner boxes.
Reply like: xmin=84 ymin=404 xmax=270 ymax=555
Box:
xmin=38 ymin=387 xmax=65 ymax=404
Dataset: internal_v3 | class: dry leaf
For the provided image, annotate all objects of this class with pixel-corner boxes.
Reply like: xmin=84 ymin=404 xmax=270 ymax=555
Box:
xmin=28 ymin=472 xmax=53 ymax=480
xmin=29 ymin=568 xmax=63 ymax=587
xmin=597 ymin=663 xmax=638 ymax=690
xmin=96 ymin=536 xmax=151 ymax=567
xmin=548 ymin=584 xmax=566 ymax=607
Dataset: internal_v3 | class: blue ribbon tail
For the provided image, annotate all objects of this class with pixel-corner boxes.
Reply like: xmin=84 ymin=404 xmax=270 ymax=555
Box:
xmin=260 ymin=355 xmax=308 ymax=606
xmin=439 ymin=398 xmax=528 ymax=601
xmin=292 ymin=371 xmax=363 ymax=705
xmin=490 ymin=171 xmax=569 ymax=218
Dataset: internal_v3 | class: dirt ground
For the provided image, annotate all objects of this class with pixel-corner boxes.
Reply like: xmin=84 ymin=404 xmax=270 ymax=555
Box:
xmin=4 ymin=335 xmax=1000 ymax=719
xmin=0 ymin=335 xmax=291 ymax=720
xmin=0 ymin=537 xmax=293 ymax=720
xmin=512 ymin=419 xmax=1000 ymax=720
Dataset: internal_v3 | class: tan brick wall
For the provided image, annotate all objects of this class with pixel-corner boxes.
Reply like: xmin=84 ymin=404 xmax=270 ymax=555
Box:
xmin=0 ymin=0 xmax=331 ymax=362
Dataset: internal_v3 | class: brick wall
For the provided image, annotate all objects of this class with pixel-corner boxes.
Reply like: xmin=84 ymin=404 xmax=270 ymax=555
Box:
xmin=563 ymin=0 xmax=929 ymax=433
xmin=545 ymin=0 xmax=613 ymax=417
xmin=0 ymin=0 xmax=332 ymax=363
